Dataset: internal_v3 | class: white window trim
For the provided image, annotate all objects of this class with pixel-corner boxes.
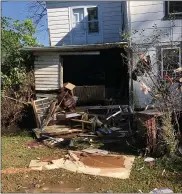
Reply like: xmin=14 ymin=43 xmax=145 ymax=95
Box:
xmin=161 ymin=46 xmax=181 ymax=77
xmin=69 ymin=5 xmax=103 ymax=44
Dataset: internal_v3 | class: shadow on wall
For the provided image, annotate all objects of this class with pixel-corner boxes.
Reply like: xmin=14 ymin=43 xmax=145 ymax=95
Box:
xmin=47 ymin=2 xmax=124 ymax=46
xmin=54 ymin=13 xmax=103 ymax=46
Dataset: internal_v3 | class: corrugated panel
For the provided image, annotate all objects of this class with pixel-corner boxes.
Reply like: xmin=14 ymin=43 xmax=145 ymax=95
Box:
xmin=74 ymin=85 xmax=105 ymax=102
xmin=34 ymin=54 xmax=60 ymax=91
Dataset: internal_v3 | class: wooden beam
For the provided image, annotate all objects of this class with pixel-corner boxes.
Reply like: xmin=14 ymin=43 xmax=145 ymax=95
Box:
xmin=60 ymin=56 xmax=63 ymax=88
xmin=59 ymin=51 xmax=100 ymax=55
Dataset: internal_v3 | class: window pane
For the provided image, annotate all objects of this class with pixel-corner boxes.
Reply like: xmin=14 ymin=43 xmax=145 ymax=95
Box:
xmin=73 ymin=8 xmax=84 ymax=22
xmin=88 ymin=21 xmax=99 ymax=33
xmin=169 ymin=1 xmax=182 ymax=14
xmin=87 ymin=7 xmax=98 ymax=21
xmin=163 ymin=48 xmax=180 ymax=71
xmin=72 ymin=8 xmax=84 ymax=31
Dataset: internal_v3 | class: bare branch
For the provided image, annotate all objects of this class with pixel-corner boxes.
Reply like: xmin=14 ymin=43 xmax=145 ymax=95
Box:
xmin=26 ymin=1 xmax=47 ymax=28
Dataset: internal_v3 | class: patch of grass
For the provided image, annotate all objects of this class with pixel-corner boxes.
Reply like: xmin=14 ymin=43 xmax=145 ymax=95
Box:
xmin=1 ymin=134 xmax=66 ymax=170
xmin=1 ymin=135 xmax=182 ymax=193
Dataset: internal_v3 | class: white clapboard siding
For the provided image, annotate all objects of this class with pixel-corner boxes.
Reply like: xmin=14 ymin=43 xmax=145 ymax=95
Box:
xmin=34 ymin=54 xmax=60 ymax=91
xmin=130 ymin=1 xmax=163 ymax=7
xmin=131 ymin=12 xmax=164 ymax=23
xmin=129 ymin=1 xmax=182 ymax=43
xmin=46 ymin=1 xmax=124 ymax=45
xmin=130 ymin=3 xmax=163 ymax=15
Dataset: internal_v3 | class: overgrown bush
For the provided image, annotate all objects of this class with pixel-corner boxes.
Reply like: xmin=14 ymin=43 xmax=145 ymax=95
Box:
xmin=1 ymin=17 xmax=39 ymax=133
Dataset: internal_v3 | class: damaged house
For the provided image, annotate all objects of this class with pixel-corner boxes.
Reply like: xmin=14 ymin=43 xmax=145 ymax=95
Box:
xmin=22 ymin=1 xmax=182 ymax=154
xmin=23 ymin=1 xmax=182 ymax=109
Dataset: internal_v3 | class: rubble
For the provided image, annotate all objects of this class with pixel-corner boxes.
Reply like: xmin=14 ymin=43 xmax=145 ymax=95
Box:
xmin=29 ymin=82 xmax=137 ymax=178
xmin=28 ymin=150 xmax=135 ymax=179
xmin=31 ymin=82 xmax=134 ymax=149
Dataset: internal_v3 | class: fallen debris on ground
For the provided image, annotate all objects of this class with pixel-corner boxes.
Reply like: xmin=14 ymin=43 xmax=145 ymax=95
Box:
xmin=30 ymin=82 xmax=134 ymax=150
xmin=150 ymin=188 xmax=173 ymax=193
xmin=29 ymin=150 xmax=135 ymax=179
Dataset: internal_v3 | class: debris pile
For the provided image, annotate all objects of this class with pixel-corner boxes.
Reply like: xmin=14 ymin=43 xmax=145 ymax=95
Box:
xmin=31 ymin=82 xmax=134 ymax=148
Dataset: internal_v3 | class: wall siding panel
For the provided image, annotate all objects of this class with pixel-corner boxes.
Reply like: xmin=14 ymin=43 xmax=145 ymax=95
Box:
xmin=46 ymin=1 xmax=124 ymax=45
xmin=34 ymin=54 xmax=60 ymax=91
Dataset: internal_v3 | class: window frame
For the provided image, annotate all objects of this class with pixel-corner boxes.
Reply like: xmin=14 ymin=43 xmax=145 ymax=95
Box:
xmin=161 ymin=46 xmax=181 ymax=77
xmin=87 ymin=6 xmax=99 ymax=34
xmin=164 ymin=1 xmax=182 ymax=19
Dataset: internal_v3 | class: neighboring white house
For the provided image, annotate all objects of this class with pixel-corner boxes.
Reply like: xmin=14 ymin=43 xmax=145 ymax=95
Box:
xmin=127 ymin=1 xmax=182 ymax=108
xmin=46 ymin=1 xmax=125 ymax=45
xmin=24 ymin=1 xmax=182 ymax=108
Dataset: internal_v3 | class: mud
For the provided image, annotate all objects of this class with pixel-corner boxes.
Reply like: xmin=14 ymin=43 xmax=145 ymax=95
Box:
xmin=76 ymin=153 xmax=125 ymax=168
xmin=2 ymin=167 xmax=32 ymax=174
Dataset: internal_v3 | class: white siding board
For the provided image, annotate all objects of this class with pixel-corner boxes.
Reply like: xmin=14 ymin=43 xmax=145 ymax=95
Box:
xmin=36 ymin=87 xmax=59 ymax=91
xmin=48 ymin=16 xmax=69 ymax=21
xmin=48 ymin=20 xmax=69 ymax=26
xmin=130 ymin=1 xmax=163 ymax=7
xmin=102 ymin=7 xmax=121 ymax=13
xmin=35 ymin=68 xmax=59 ymax=72
xmin=51 ymin=37 xmax=70 ymax=44
xmin=48 ymin=12 xmax=69 ymax=17
xmin=36 ymin=78 xmax=58 ymax=81
xmin=35 ymin=72 xmax=59 ymax=76
xmin=131 ymin=12 xmax=164 ymax=23
xmin=50 ymin=28 xmax=70 ymax=33
xmin=130 ymin=4 xmax=164 ymax=15
xmin=103 ymin=20 xmax=121 ymax=26
xmin=50 ymin=32 xmax=70 ymax=38
xmin=49 ymin=24 xmax=70 ymax=30
xmin=35 ymin=74 xmax=59 ymax=78
xmin=131 ymin=20 xmax=172 ymax=30
xmin=47 ymin=7 xmax=68 ymax=13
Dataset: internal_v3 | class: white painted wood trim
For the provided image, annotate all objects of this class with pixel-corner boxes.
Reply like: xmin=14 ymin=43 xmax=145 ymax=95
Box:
xmin=58 ymin=51 xmax=100 ymax=55
xmin=60 ymin=56 xmax=63 ymax=87
xmin=68 ymin=7 xmax=72 ymax=44
xmin=69 ymin=5 xmax=103 ymax=44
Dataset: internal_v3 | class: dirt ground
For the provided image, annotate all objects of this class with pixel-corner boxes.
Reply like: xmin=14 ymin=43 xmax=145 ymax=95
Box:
xmin=1 ymin=133 xmax=182 ymax=193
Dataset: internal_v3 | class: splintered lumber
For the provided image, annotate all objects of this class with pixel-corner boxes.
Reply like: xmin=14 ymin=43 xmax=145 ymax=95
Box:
xmin=31 ymin=99 xmax=41 ymax=128
xmin=42 ymin=91 xmax=68 ymax=129
xmin=71 ymin=119 xmax=93 ymax=124
xmin=71 ymin=118 xmax=94 ymax=130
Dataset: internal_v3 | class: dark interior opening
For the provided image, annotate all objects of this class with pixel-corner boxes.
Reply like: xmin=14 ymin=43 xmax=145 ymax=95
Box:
xmin=63 ymin=48 xmax=129 ymax=105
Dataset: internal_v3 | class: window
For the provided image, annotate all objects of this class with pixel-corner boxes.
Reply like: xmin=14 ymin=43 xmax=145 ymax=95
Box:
xmin=72 ymin=8 xmax=84 ymax=31
xmin=161 ymin=47 xmax=181 ymax=76
xmin=87 ymin=7 xmax=99 ymax=33
xmin=165 ymin=1 xmax=182 ymax=18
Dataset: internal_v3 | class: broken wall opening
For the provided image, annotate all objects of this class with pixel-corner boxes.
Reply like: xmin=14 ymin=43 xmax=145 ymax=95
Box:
xmin=62 ymin=48 xmax=129 ymax=105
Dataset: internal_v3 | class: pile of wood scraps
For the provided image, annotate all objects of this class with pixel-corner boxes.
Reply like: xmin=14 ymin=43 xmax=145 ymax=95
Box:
xmin=31 ymin=82 xmax=134 ymax=148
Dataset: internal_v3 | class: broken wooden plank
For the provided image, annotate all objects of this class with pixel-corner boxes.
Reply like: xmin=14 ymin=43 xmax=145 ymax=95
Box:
xmin=31 ymin=99 xmax=41 ymax=128
xmin=71 ymin=119 xmax=93 ymax=124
